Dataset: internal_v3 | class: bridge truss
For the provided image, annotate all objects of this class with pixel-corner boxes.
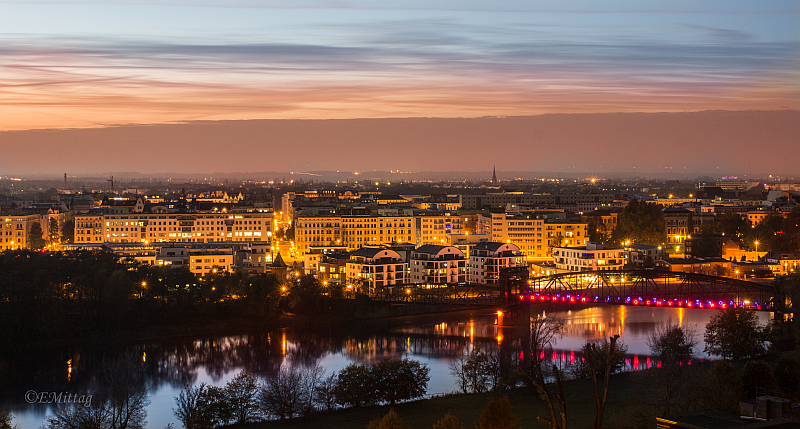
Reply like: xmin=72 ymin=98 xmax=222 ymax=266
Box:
xmin=525 ymin=270 xmax=775 ymax=309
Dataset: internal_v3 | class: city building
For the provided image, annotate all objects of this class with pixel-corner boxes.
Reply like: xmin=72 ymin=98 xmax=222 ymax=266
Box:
xmin=317 ymin=251 xmax=350 ymax=286
xmin=460 ymin=192 xmax=617 ymax=211
xmin=477 ymin=212 xmax=588 ymax=261
xmin=469 ymin=242 xmax=525 ymax=284
xmin=346 ymin=247 xmax=407 ymax=294
xmin=685 ymin=233 xmax=725 ymax=258
xmin=410 ymin=245 xmax=467 ymax=285
xmin=412 ymin=211 xmax=463 ymax=246
xmin=1 ymin=214 xmax=44 ymax=250
xmin=446 ymin=233 xmax=490 ymax=258
xmin=552 ymin=242 xmax=624 ymax=272
xmin=655 ymin=257 xmax=732 ymax=276
xmin=74 ymin=211 xmax=273 ymax=244
xmin=623 ymin=244 xmax=664 ymax=268
xmin=663 ymin=207 xmax=715 ymax=254
xmin=765 ymin=251 xmax=800 ymax=276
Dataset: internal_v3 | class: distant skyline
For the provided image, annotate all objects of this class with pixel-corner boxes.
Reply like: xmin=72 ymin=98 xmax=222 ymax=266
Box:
xmin=1 ymin=1 xmax=798 ymax=176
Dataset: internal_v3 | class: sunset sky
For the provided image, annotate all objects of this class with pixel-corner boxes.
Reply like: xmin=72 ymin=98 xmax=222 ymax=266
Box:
xmin=1 ymin=1 xmax=798 ymax=175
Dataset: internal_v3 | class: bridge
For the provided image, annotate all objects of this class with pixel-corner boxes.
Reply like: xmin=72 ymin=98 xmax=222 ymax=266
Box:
xmin=520 ymin=270 xmax=776 ymax=310
xmin=373 ymin=270 xmax=777 ymax=311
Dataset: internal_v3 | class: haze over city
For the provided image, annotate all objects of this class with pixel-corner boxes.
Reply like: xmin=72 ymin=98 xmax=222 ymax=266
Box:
xmin=1 ymin=0 xmax=798 ymax=177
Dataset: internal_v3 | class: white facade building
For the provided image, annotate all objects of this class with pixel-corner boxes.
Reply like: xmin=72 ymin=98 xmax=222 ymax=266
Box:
xmin=469 ymin=242 xmax=525 ymax=284
xmin=552 ymin=242 xmax=624 ymax=272
xmin=410 ymin=245 xmax=467 ymax=285
xmin=346 ymin=247 xmax=407 ymax=294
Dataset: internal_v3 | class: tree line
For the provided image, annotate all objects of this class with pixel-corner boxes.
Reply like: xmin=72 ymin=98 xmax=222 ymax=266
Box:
xmin=174 ymin=358 xmax=430 ymax=428
xmin=588 ymin=202 xmax=800 ymax=253
xmin=0 ymin=249 xmax=366 ymax=346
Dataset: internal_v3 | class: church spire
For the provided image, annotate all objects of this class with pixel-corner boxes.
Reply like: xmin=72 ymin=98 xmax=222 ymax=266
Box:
xmin=491 ymin=165 xmax=497 ymax=185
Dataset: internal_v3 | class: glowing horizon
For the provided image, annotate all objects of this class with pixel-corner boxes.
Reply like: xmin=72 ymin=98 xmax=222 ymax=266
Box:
xmin=1 ymin=0 xmax=798 ymax=131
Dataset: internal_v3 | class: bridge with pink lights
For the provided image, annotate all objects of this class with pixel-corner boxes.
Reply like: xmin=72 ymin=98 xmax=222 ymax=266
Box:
xmin=516 ymin=270 xmax=776 ymax=311
xmin=373 ymin=270 xmax=778 ymax=311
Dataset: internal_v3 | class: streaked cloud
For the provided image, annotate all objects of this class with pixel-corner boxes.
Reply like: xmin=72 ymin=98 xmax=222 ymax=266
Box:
xmin=1 ymin=1 xmax=798 ymax=130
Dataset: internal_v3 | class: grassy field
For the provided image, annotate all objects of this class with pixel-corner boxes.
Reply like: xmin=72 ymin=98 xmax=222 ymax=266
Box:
xmin=231 ymin=370 xmax=656 ymax=429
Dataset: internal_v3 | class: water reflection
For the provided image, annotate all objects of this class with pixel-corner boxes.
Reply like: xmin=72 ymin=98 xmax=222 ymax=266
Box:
xmin=0 ymin=305 xmax=772 ymax=428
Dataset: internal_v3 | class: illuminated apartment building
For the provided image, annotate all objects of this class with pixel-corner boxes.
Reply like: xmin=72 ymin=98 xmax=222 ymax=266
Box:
xmin=345 ymin=247 xmax=407 ymax=293
xmin=477 ymin=213 xmax=585 ymax=261
xmin=412 ymin=211 xmax=463 ymax=246
xmin=74 ymin=211 xmax=273 ymax=244
xmin=74 ymin=212 xmax=104 ymax=243
xmin=410 ymin=245 xmax=467 ymax=284
xmin=1 ymin=214 xmax=43 ymax=250
xmin=295 ymin=215 xmax=415 ymax=254
xmin=552 ymin=242 xmax=624 ymax=272
xmin=468 ymin=242 xmax=525 ymax=284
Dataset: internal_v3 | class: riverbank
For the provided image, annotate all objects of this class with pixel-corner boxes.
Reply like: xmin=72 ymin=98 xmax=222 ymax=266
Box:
xmin=227 ymin=369 xmax=655 ymax=429
xmin=8 ymin=301 xmax=499 ymax=354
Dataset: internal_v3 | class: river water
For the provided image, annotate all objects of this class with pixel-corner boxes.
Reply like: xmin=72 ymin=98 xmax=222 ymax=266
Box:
xmin=1 ymin=305 xmax=772 ymax=429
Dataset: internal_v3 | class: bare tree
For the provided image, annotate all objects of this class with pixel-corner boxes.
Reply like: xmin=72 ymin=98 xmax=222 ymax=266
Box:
xmin=48 ymin=353 xmax=149 ymax=429
xmin=224 ymin=370 xmax=261 ymax=425
xmin=583 ymin=335 xmax=627 ymax=429
xmin=259 ymin=366 xmax=306 ymax=420
xmin=521 ymin=313 xmax=566 ymax=429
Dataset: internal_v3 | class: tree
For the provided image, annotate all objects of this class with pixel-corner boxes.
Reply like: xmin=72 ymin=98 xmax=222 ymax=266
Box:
xmin=773 ymin=356 xmax=800 ymax=400
xmin=175 ymin=383 xmax=216 ymax=429
xmin=314 ymin=373 xmax=339 ymax=412
xmin=433 ymin=413 xmax=465 ymax=429
xmin=259 ymin=366 xmax=307 ymax=420
xmin=61 ymin=219 xmax=75 ymax=244
xmin=476 ymin=396 xmax=519 ymax=429
xmin=521 ymin=314 xmax=566 ymax=429
xmin=372 ymin=358 xmax=430 ymax=405
xmin=366 ymin=409 xmax=410 ymax=429
xmin=28 ymin=221 xmax=46 ymax=250
xmin=450 ymin=346 xmax=492 ymax=394
xmin=583 ymin=335 xmax=627 ymax=429
xmin=48 ymin=354 xmax=149 ymax=429
xmin=704 ymin=307 xmax=768 ymax=360
xmin=781 ymin=206 xmax=800 ymax=252
xmin=587 ymin=216 xmax=612 ymax=245
xmin=48 ymin=217 xmax=60 ymax=245
xmin=0 ymin=410 xmax=15 ymax=429
xmin=714 ymin=212 xmax=750 ymax=243
xmin=647 ymin=319 xmax=696 ymax=366
xmin=610 ymin=199 xmax=666 ymax=246
xmin=741 ymin=361 xmax=776 ymax=399
xmin=697 ymin=362 xmax=741 ymax=414
xmin=224 ymin=370 xmax=261 ymax=425
xmin=336 ymin=363 xmax=376 ymax=408
xmin=288 ymin=274 xmax=324 ymax=314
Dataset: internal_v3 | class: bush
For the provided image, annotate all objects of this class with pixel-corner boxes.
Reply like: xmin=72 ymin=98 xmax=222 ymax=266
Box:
xmin=741 ymin=361 xmax=776 ymax=399
xmin=476 ymin=396 xmax=519 ymax=429
xmin=773 ymin=356 xmax=800 ymax=399
xmin=366 ymin=409 xmax=411 ymax=429
xmin=433 ymin=413 xmax=465 ymax=429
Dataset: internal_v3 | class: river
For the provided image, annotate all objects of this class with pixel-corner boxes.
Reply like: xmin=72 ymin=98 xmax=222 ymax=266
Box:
xmin=1 ymin=305 xmax=772 ymax=428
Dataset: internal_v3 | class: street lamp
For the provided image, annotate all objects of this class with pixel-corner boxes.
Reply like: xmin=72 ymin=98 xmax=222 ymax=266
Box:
xmin=754 ymin=241 xmax=760 ymax=256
